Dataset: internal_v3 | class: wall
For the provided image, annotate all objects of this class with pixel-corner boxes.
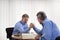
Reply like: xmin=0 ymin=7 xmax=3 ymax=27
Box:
xmin=0 ymin=0 xmax=9 ymax=40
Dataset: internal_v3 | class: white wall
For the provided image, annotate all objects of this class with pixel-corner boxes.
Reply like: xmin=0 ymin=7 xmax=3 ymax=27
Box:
xmin=0 ymin=0 xmax=9 ymax=40
xmin=0 ymin=0 xmax=60 ymax=40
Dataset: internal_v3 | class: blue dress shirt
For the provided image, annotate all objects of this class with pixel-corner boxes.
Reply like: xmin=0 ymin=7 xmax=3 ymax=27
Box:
xmin=12 ymin=20 xmax=30 ymax=34
xmin=33 ymin=18 xmax=60 ymax=40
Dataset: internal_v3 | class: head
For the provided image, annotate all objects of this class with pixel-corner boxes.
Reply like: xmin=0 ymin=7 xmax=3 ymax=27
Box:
xmin=36 ymin=11 xmax=47 ymax=24
xmin=22 ymin=14 xmax=29 ymax=23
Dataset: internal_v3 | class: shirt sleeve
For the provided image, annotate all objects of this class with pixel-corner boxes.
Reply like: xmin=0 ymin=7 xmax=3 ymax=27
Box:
xmin=17 ymin=24 xmax=30 ymax=33
xmin=33 ymin=26 xmax=43 ymax=35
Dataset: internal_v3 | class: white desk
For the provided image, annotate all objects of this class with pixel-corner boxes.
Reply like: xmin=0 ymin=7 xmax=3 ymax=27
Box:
xmin=12 ymin=33 xmax=39 ymax=40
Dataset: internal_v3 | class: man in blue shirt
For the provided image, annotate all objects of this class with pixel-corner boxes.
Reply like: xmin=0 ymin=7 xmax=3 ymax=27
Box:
xmin=12 ymin=14 xmax=31 ymax=34
xmin=30 ymin=11 xmax=60 ymax=40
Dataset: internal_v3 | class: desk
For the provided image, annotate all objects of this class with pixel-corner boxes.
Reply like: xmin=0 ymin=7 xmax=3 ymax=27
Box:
xmin=12 ymin=33 xmax=39 ymax=40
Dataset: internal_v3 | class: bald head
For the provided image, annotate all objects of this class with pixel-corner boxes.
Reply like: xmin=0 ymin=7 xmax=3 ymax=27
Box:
xmin=36 ymin=11 xmax=47 ymax=20
xmin=36 ymin=11 xmax=47 ymax=24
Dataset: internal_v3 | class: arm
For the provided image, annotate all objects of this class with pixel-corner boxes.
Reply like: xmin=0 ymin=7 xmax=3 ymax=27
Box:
xmin=33 ymin=26 xmax=43 ymax=35
xmin=30 ymin=23 xmax=42 ymax=35
xmin=17 ymin=24 xmax=30 ymax=33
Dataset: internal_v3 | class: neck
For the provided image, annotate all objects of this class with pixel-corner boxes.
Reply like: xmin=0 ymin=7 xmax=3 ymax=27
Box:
xmin=22 ymin=20 xmax=25 ymax=24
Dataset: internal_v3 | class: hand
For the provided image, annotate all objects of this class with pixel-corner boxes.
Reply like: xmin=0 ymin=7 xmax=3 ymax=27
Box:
xmin=29 ymin=23 xmax=34 ymax=29
xmin=35 ymin=35 xmax=40 ymax=40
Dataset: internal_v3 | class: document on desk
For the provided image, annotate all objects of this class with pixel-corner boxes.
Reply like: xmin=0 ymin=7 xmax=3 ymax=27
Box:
xmin=12 ymin=34 xmax=22 ymax=39
xmin=12 ymin=33 xmax=38 ymax=39
xmin=22 ymin=33 xmax=37 ymax=39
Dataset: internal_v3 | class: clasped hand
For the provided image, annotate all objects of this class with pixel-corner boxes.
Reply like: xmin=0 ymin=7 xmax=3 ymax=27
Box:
xmin=29 ymin=23 xmax=34 ymax=29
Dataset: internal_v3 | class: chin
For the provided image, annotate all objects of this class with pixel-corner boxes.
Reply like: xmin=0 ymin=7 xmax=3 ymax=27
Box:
xmin=40 ymin=22 xmax=42 ymax=24
xmin=40 ymin=23 xmax=41 ymax=24
xmin=25 ymin=22 xmax=27 ymax=23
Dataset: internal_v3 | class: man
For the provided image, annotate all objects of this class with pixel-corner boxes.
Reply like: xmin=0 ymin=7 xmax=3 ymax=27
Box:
xmin=30 ymin=11 xmax=60 ymax=40
xmin=12 ymin=14 xmax=31 ymax=34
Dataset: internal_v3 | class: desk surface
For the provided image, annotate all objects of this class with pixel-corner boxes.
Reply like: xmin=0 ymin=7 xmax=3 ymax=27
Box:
xmin=12 ymin=33 xmax=38 ymax=40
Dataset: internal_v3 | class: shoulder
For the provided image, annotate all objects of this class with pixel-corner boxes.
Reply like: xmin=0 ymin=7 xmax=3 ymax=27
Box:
xmin=15 ymin=21 xmax=22 ymax=27
xmin=43 ymin=19 xmax=57 ymax=27
xmin=43 ymin=19 xmax=52 ymax=24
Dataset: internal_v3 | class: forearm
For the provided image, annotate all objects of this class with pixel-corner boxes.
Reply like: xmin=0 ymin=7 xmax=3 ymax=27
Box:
xmin=33 ymin=27 xmax=42 ymax=35
xmin=20 ymin=27 xmax=30 ymax=33
xmin=24 ymin=27 xmax=30 ymax=33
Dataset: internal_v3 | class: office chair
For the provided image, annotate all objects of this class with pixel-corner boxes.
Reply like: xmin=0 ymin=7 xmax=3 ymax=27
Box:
xmin=55 ymin=36 xmax=60 ymax=40
xmin=6 ymin=27 xmax=14 ymax=40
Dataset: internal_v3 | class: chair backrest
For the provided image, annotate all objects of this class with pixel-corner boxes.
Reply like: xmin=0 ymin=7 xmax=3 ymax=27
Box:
xmin=6 ymin=27 xmax=14 ymax=38
xmin=55 ymin=36 xmax=60 ymax=40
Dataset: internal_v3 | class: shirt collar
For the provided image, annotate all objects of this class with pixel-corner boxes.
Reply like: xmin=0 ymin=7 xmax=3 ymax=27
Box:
xmin=20 ymin=20 xmax=26 ymax=25
xmin=42 ymin=18 xmax=48 ymax=24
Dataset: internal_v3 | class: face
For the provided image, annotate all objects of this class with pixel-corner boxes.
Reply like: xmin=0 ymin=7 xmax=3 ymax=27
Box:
xmin=22 ymin=17 xmax=29 ymax=23
xmin=37 ymin=17 xmax=43 ymax=24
